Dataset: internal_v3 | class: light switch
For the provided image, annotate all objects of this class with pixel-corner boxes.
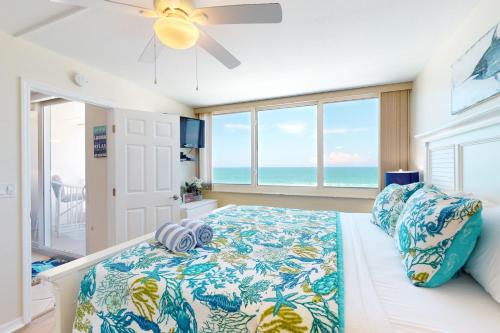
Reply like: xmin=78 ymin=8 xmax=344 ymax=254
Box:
xmin=0 ymin=184 xmax=15 ymax=198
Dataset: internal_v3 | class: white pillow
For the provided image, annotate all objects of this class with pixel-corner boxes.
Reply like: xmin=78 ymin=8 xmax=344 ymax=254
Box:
xmin=465 ymin=206 xmax=500 ymax=303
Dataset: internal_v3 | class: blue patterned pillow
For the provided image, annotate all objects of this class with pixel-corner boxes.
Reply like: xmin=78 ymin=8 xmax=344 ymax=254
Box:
xmin=371 ymin=182 xmax=425 ymax=236
xmin=395 ymin=188 xmax=483 ymax=287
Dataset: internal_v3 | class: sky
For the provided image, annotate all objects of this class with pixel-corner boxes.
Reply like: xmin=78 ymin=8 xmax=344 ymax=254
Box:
xmin=212 ymin=112 xmax=252 ymax=168
xmin=212 ymin=98 xmax=379 ymax=168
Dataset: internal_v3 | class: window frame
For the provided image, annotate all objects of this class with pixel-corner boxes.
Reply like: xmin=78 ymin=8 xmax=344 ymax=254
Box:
xmin=208 ymin=93 xmax=381 ymax=199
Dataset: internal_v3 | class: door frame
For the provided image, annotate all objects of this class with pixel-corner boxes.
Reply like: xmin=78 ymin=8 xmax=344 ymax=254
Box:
xmin=20 ymin=78 xmax=116 ymax=325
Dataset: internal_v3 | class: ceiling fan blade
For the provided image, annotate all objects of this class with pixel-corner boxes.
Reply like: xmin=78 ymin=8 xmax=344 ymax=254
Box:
xmin=195 ymin=3 xmax=282 ymax=25
xmin=197 ymin=30 xmax=241 ymax=69
xmin=138 ymin=34 xmax=165 ymax=63
xmin=50 ymin=0 xmax=157 ymax=16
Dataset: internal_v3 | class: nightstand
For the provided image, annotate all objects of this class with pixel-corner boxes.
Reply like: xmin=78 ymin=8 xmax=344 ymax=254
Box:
xmin=180 ymin=199 xmax=218 ymax=219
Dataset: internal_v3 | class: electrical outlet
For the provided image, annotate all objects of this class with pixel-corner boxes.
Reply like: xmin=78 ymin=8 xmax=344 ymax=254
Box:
xmin=0 ymin=184 xmax=15 ymax=198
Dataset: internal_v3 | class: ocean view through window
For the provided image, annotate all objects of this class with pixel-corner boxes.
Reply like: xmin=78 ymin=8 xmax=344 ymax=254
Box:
xmin=258 ymin=105 xmax=317 ymax=186
xmin=323 ymin=98 xmax=379 ymax=188
xmin=210 ymin=97 xmax=379 ymax=190
xmin=212 ymin=112 xmax=251 ymax=184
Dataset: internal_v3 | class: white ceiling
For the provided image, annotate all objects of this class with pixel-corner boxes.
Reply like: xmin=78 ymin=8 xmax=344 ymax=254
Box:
xmin=1 ymin=0 xmax=479 ymax=107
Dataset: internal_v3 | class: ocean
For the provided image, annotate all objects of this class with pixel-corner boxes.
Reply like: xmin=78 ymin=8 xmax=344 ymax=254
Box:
xmin=212 ymin=167 xmax=378 ymax=188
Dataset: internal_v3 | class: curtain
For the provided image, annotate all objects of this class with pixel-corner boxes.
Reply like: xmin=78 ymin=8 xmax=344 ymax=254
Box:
xmin=380 ymin=90 xmax=410 ymax=187
xmin=198 ymin=113 xmax=212 ymax=186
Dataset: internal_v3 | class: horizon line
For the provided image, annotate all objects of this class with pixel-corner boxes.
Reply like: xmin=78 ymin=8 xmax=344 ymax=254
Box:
xmin=213 ymin=165 xmax=379 ymax=168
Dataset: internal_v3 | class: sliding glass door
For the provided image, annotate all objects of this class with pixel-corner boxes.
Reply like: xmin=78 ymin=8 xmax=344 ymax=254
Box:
xmin=31 ymin=100 xmax=87 ymax=257
xmin=48 ymin=101 xmax=87 ymax=256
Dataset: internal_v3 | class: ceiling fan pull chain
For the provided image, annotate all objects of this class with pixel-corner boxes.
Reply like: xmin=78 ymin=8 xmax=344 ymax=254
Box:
xmin=195 ymin=45 xmax=199 ymax=91
xmin=154 ymin=36 xmax=158 ymax=85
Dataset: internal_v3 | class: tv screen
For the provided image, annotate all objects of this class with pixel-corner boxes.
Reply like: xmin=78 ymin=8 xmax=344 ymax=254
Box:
xmin=180 ymin=117 xmax=205 ymax=148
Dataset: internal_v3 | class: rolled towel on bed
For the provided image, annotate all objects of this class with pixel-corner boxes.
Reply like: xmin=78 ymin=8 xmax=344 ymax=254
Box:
xmin=155 ymin=222 xmax=196 ymax=253
xmin=180 ymin=219 xmax=214 ymax=247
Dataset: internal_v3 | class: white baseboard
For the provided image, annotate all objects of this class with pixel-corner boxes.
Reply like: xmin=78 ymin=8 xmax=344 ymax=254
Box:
xmin=0 ymin=317 xmax=24 ymax=333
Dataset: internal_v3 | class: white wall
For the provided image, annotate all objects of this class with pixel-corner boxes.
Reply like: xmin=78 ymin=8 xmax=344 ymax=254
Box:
xmin=0 ymin=31 xmax=193 ymax=327
xmin=410 ymin=0 xmax=500 ymax=172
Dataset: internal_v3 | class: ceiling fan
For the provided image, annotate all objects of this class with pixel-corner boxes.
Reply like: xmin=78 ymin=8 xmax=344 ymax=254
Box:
xmin=50 ymin=0 xmax=283 ymax=69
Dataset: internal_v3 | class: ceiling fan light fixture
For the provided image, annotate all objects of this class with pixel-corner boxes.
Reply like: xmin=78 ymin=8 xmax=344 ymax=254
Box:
xmin=154 ymin=16 xmax=199 ymax=50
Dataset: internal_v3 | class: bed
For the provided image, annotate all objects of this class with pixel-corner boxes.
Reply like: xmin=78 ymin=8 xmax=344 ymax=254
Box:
xmin=40 ymin=113 xmax=500 ymax=332
xmin=40 ymin=206 xmax=500 ymax=333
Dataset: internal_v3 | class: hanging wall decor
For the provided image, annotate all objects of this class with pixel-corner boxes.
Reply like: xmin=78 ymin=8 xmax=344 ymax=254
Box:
xmin=93 ymin=125 xmax=107 ymax=158
xmin=451 ymin=22 xmax=500 ymax=114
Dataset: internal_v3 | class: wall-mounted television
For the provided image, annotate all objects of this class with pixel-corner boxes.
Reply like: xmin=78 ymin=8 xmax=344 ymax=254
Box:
xmin=180 ymin=117 xmax=205 ymax=148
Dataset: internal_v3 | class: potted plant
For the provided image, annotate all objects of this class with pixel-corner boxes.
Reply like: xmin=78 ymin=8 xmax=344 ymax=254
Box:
xmin=181 ymin=177 xmax=208 ymax=203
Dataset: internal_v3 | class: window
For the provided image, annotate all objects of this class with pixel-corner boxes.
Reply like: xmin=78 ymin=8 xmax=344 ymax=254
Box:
xmin=208 ymin=95 xmax=380 ymax=196
xmin=212 ymin=112 xmax=252 ymax=184
xmin=323 ymin=98 xmax=379 ymax=188
xmin=258 ymin=105 xmax=317 ymax=186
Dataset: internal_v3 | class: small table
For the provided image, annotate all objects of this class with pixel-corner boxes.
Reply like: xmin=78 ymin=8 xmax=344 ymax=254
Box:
xmin=180 ymin=199 xmax=218 ymax=219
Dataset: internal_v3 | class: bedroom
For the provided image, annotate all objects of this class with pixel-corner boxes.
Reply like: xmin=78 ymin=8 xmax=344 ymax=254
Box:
xmin=0 ymin=0 xmax=499 ymax=332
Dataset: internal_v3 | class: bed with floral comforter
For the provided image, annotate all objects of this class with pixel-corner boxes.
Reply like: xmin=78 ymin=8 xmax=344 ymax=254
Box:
xmin=73 ymin=205 xmax=344 ymax=333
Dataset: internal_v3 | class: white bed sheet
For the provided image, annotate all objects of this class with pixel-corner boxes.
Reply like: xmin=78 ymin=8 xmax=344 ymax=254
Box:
xmin=341 ymin=212 xmax=500 ymax=333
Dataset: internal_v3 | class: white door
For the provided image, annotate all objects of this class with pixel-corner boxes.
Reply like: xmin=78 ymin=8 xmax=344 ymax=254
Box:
xmin=112 ymin=109 xmax=180 ymax=244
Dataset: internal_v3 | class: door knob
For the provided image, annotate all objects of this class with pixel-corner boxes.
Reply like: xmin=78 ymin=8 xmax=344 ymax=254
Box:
xmin=172 ymin=194 xmax=179 ymax=201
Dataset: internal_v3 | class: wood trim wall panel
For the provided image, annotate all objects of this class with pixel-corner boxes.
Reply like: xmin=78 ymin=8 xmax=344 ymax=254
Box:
xmin=380 ymin=90 xmax=410 ymax=187
xmin=424 ymin=121 xmax=500 ymax=205
xmin=194 ymin=82 xmax=412 ymax=114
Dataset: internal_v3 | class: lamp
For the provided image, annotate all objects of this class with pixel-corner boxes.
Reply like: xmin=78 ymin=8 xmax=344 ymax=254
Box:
xmin=385 ymin=169 xmax=420 ymax=187
xmin=154 ymin=16 xmax=199 ymax=50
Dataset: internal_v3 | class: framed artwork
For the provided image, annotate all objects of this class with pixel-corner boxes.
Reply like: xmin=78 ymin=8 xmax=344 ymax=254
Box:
xmin=451 ymin=23 xmax=499 ymax=114
xmin=93 ymin=125 xmax=107 ymax=158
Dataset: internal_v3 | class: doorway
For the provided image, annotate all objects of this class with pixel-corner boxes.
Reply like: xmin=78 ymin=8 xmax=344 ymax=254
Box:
xmin=28 ymin=89 xmax=112 ymax=321
xmin=29 ymin=95 xmax=87 ymax=320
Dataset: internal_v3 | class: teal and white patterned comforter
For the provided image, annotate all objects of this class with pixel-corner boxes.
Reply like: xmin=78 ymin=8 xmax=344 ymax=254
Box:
xmin=73 ymin=205 xmax=344 ymax=333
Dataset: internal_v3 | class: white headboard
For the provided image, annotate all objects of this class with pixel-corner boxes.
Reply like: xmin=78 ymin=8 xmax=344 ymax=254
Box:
xmin=418 ymin=104 xmax=500 ymax=205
